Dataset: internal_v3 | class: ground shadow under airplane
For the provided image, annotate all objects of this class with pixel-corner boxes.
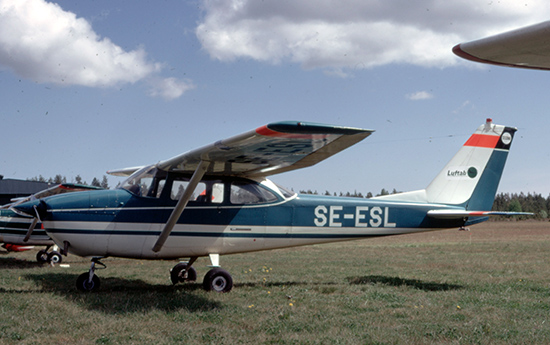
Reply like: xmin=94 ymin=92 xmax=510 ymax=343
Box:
xmin=347 ymin=275 xmax=463 ymax=291
xmin=22 ymin=272 xmax=222 ymax=314
xmin=0 ymin=256 xmax=46 ymax=269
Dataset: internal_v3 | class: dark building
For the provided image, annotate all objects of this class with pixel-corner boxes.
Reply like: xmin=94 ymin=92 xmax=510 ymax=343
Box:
xmin=0 ymin=175 xmax=51 ymax=205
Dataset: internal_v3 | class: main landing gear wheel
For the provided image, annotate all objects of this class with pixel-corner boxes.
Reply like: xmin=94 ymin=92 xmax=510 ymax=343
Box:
xmin=203 ymin=268 xmax=233 ymax=293
xmin=36 ymin=250 xmax=49 ymax=263
xmin=170 ymin=263 xmax=197 ymax=285
xmin=47 ymin=251 xmax=62 ymax=264
xmin=36 ymin=246 xmax=63 ymax=264
xmin=76 ymin=273 xmax=100 ymax=292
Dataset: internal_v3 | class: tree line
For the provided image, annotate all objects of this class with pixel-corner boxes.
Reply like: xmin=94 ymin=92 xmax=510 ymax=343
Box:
xmin=299 ymin=189 xmax=550 ymax=221
xmin=28 ymin=174 xmax=109 ymax=189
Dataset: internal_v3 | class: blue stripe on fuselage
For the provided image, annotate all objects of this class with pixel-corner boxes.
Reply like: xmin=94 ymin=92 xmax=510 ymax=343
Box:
xmin=43 ymin=192 xmax=467 ymax=235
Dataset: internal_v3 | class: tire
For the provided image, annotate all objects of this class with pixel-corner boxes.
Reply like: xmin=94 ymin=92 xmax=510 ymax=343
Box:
xmin=203 ymin=268 xmax=233 ymax=293
xmin=36 ymin=250 xmax=49 ymax=263
xmin=76 ymin=272 xmax=100 ymax=292
xmin=170 ymin=263 xmax=197 ymax=285
xmin=47 ymin=251 xmax=63 ymax=264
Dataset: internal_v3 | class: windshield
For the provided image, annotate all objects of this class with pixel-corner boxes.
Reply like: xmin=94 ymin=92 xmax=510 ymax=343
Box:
xmin=119 ymin=165 xmax=165 ymax=197
xmin=274 ymin=183 xmax=296 ymax=199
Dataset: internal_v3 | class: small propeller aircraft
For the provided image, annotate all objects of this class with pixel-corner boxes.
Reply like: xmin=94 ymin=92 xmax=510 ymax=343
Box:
xmin=1 ymin=183 xmax=101 ymax=263
xmin=12 ymin=119 xmax=528 ymax=292
xmin=453 ymin=20 xmax=550 ymax=70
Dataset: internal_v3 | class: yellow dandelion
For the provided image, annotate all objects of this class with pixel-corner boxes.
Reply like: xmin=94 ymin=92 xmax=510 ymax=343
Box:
xmin=289 ymin=303 xmax=294 ymax=307
xmin=248 ymin=304 xmax=254 ymax=308
xmin=456 ymin=305 xmax=461 ymax=310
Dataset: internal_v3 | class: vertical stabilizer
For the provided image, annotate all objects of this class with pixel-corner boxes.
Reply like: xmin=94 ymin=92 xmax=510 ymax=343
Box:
xmin=375 ymin=119 xmax=516 ymax=211
xmin=424 ymin=119 xmax=516 ymax=209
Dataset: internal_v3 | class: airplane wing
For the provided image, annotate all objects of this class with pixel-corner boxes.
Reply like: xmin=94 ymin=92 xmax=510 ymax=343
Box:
xmin=427 ymin=210 xmax=533 ymax=219
xmin=107 ymin=166 xmax=144 ymax=177
xmin=152 ymin=121 xmax=373 ymax=177
xmin=453 ymin=21 xmax=550 ymax=70
xmin=3 ymin=183 xmax=103 ymax=209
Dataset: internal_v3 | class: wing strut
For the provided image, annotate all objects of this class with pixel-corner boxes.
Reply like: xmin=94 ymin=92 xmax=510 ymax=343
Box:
xmin=152 ymin=160 xmax=209 ymax=253
xmin=23 ymin=205 xmax=41 ymax=242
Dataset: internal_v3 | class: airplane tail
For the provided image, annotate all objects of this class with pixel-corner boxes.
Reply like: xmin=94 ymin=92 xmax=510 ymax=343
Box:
xmin=375 ymin=119 xmax=517 ymax=211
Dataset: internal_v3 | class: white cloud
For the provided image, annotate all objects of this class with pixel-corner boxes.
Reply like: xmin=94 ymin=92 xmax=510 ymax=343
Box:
xmin=0 ymin=0 xmax=191 ymax=99
xmin=406 ymin=91 xmax=434 ymax=101
xmin=148 ymin=78 xmax=196 ymax=100
xmin=196 ymin=0 xmax=550 ymax=73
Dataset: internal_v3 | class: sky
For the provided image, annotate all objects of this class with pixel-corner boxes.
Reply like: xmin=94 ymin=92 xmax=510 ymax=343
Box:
xmin=1 ymin=0 xmax=549 ymax=197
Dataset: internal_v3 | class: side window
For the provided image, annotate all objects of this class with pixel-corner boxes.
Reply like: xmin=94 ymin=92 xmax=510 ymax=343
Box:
xmin=152 ymin=179 xmax=165 ymax=198
xmin=170 ymin=180 xmax=224 ymax=204
xmin=230 ymin=181 xmax=278 ymax=204
xmin=211 ymin=183 xmax=224 ymax=204
xmin=171 ymin=181 xmax=206 ymax=201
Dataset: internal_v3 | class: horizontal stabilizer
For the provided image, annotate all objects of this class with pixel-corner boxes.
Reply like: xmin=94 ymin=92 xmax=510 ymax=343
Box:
xmin=427 ymin=209 xmax=533 ymax=219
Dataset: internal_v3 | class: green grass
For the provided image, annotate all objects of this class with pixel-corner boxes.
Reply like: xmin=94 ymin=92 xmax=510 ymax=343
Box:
xmin=1 ymin=221 xmax=549 ymax=344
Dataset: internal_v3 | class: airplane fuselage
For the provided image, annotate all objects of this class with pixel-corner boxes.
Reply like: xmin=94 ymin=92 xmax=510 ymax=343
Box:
xmin=35 ymin=185 xmax=467 ymax=260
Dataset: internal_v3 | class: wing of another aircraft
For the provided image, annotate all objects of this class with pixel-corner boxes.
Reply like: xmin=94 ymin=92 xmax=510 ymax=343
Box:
xmin=453 ymin=21 xmax=550 ymax=70
xmin=149 ymin=121 xmax=373 ymax=177
xmin=3 ymin=183 xmax=103 ymax=210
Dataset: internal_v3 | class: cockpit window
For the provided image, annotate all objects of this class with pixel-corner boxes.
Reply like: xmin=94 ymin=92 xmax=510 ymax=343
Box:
xmin=274 ymin=183 xmax=296 ymax=199
xmin=119 ymin=165 xmax=166 ymax=198
xmin=230 ymin=181 xmax=278 ymax=204
xmin=120 ymin=167 xmax=284 ymax=205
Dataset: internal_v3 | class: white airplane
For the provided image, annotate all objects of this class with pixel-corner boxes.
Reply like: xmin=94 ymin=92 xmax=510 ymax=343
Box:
xmin=1 ymin=183 xmax=101 ymax=263
xmin=13 ymin=119 xmax=529 ymax=292
xmin=454 ymin=21 xmax=550 ymax=70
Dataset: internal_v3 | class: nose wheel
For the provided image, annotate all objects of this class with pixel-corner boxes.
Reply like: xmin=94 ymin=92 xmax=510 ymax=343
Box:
xmin=76 ymin=258 xmax=105 ymax=292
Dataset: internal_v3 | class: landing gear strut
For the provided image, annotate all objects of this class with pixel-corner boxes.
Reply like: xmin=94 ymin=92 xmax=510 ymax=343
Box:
xmin=76 ymin=258 xmax=105 ymax=292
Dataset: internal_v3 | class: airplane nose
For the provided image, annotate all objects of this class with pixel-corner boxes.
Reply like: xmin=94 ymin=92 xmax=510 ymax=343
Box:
xmin=12 ymin=199 xmax=48 ymax=219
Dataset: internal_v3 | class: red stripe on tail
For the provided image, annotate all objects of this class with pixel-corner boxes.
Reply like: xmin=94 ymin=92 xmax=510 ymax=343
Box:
xmin=464 ymin=134 xmax=500 ymax=148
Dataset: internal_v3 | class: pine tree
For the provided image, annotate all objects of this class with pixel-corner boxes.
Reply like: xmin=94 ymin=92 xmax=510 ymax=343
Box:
xmin=91 ymin=177 xmax=101 ymax=187
xmin=100 ymin=176 xmax=109 ymax=189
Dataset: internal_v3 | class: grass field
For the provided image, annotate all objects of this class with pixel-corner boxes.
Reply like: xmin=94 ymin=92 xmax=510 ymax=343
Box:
xmin=1 ymin=221 xmax=550 ymax=344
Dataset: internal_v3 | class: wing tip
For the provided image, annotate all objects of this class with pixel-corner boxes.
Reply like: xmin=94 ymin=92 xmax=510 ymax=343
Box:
xmin=453 ymin=42 xmax=550 ymax=71
xmin=258 ymin=121 xmax=373 ymax=137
